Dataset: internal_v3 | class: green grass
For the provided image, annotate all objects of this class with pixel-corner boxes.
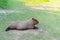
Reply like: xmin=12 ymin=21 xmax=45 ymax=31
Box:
xmin=0 ymin=9 xmax=60 ymax=40
xmin=0 ymin=0 xmax=60 ymax=40
xmin=0 ymin=0 xmax=27 ymax=9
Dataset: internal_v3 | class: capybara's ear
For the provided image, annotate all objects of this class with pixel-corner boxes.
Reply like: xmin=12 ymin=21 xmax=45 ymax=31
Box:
xmin=32 ymin=18 xmax=35 ymax=20
xmin=32 ymin=18 xmax=37 ymax=21
xmin=32 ymin=18 xmax=39 ymax=24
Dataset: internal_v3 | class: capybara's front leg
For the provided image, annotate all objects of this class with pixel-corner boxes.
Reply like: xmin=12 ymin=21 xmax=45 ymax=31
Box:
xmin=32 ymin=26 xmax=38 ymax=29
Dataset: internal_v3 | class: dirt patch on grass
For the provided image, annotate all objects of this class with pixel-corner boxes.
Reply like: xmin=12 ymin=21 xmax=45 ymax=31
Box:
xmin=7 ymin=29 xmax=49 ymax=40
xmin=30 ymin=6 xmax=60 ymax=11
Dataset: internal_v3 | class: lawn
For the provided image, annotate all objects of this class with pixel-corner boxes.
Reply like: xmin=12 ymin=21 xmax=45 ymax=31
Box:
xmin=0 ymin=0 xmax=60 ymax=40
xmin=0 ymin=9 xmax=60 ymax=40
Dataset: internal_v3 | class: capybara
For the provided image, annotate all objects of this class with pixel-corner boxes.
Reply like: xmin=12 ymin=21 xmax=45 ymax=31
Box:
xmin=5 ymin=18 xmax=39 ymax=31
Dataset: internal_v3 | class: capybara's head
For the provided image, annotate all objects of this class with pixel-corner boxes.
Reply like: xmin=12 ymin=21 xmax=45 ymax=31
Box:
xmin=32 ymin=18 xmax=39 ymax=25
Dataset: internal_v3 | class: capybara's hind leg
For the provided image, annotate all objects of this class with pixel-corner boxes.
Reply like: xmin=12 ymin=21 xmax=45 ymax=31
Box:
xmin=5 ymin=27 xmax=16 ymax=31
xmin=5 ymin=27 xmax=11 ymax=31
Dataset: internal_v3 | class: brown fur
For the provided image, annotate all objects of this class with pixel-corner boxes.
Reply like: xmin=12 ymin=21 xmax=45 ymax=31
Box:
xmin=5 ymin=18 xmax=39 ymax=31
